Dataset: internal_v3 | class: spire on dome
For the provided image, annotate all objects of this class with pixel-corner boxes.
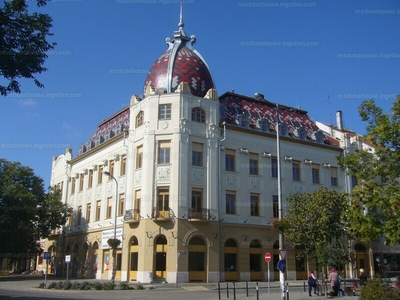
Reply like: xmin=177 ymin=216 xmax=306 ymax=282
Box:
xmin=175 ymin=1 xmax=187 ymax=38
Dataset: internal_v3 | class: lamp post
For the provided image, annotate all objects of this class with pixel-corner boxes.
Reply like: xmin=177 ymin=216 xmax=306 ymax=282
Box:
xmin=103 ymin=171 xmax=118 ymax=283
xmin=276 ymin=104 xmax=286 ymax=299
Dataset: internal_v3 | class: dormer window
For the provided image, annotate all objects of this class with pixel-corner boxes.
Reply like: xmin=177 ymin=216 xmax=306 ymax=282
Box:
xmin=191 ymin=107 xmax=206 ymax=123
xmin=86 ymin=140 xmax=94 ymax=151
xmin=116 ymin=123 xmax=124 ymax=135
xmin=260 ymin=119 xmax=270 ymax=132
xmin=298 ymin=127 xmax=307 ymax=140
xmin=105 ymin=129 xmax=113 ymax=142
xmin=280 ymin=123 xmax=288 ymax=136
xmin=95 ymin=135 xmax=103 ymax=147
xmin=78 ymin=144 xmax=86 ymax=156
xmin=240 ymin=115 xmax=249 ymax=128
xmin=315 ymin=130 xmax=325 ymax=143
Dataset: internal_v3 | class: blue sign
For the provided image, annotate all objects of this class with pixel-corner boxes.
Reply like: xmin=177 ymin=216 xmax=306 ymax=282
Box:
xmin=277 ymin=259 xmax=286 ymax=273
xmin=44 ymin=252 xmax=51 ymax=260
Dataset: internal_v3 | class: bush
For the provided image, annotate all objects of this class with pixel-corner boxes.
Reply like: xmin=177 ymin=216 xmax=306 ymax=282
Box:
xmin=80 ymin=281 xmax=91 ymax=290
xmin=48 ymin=282 xmax=57 ymax=289
xmin=119 ymin=281 xmax=132 ymax=290
xmin=92 ymin=282 xmax=103 ymax=290
xmin=71 ymin=282 xmax=81 ymax=290
xmin=38 ymin=282 xmax=46 ymax=289
xmin=55 ymin=281 xmax=63 ymax=289
xmin=63 ymin=280 xmax=72 ymax=290
xmin=136 ymin=284 xmax=145 ymax=290
xmin=103 ymin=282 xmax=116 ymax=290
xmin=359 ymin=279 xmax=400 ymax=300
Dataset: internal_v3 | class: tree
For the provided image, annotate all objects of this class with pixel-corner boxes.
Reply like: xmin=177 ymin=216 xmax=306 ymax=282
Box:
xmin=0 ymin=0 xmax=55 ymax=96
xmin=275 ymin=187 xmax=353 ymax=270
xmin=0 ymin=159 xmax=70 ymax=262
xmin=338 ymin=96 xmax=400 ymax=245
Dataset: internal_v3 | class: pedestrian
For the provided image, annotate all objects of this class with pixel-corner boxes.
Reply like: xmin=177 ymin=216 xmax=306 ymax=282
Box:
xmin=308 ymin=271 xmax=318 ymax=296
xmin=359 ymin=269 xmax=367 ymax=286
xmin=337 ymin=270 xmax=343 ymax=296
xmin=329 ymin=268 xmax=339 ymax=296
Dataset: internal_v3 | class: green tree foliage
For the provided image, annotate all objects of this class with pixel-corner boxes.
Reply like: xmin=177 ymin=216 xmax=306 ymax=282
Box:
xmin=276 ymin=187 xmax=353 ymax=268
xmin=0 ymin=0 xmax=55 ymax=96
xmin=338 ymin=96 xmax=400 ymax=245
xmin=0 ymin=159 xmax=70 ymax=260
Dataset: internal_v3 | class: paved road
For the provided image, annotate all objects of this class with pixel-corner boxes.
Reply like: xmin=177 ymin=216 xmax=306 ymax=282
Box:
xmin=0 ymin=275 xmax=359 ymax=300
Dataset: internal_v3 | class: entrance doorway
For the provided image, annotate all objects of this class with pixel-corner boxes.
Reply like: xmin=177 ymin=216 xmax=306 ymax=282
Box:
xmin=154 ymin=235 xmax=167 ymax=280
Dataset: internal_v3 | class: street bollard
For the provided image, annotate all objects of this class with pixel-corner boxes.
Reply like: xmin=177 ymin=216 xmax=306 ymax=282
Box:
xmin=246 ymin=281 xmax=248 ymax=297
xmin=226 ymin=281 xmax=229 ymax=299
xmin=256 ymin=282 xmax=259 ymax=300
xmin=233 ymin=282 xmax=236 ymax=300
xmin=218 ymin=282 xmax=221 ymax=300
xmin=286 ymin=282 xmax=290 ymax=300
xmin=303 ymin=279 xmax=306 ymax=292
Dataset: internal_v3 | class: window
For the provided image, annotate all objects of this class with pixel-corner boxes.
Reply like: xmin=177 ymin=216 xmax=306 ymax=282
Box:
xmin=136 ymin=146 xmax=143 ymax=168
xmin=135 ymin=190 xmax=141 ymax=219
xmin=351 ymin=175 xmax=358 ymax=189
xmin=249 ymin=153 xmax=259 ymax=175
xmin=241 ymin=115 xmax=249 ymax=128
xmin=272 ymin=195 xmax=279 ymax=218
xmin=68 ymin=210 xmax=73 ymax=226
xmin=260 ymin=119 xmax=269 ymax=132
xmin=118 ymin=194 xmax=124 ymax=217
xmin=226 ymin=191 xmax=236 ymax=214
xmin=77 ymin=206 xmax=82 ymax=225
xmin=108 ymin=160 xmax=114 ymax=180
xmin=225 ymin=149 xmax=235 ymax=172
xmin=106 ymin=197 xmax=112 ymax=219
xmin=159 ymin=104 xmax=171 ymax=119
xmin=98 ymin=165 xmax=103 ymax=184
xmin=250 ymin=193 xmax=260 ymax=216
xmin=88 ymin=170 xmax=93 ymax=188
xmin=95 ymin=200 xmax=101 ymax=221
xmin=191 ymin=107 xmax=206 ymax=123
xmin=158 ymin=141 xmax=171 ymax=164
xmin=271 ymin=157 xmax=278 ymax=178
xmin=136 ymin=110 xmax=144 ymax=127
xmin=331 ymin=167 xmax=338 ymax=186
xmin=120 ymin=155 xmax=126 ymax=176
xmin=292 ymin=160 xmax=301 ymax=181
xmin=86 ymin=203 xmax=91 ymax=223
xmin=71 ymin=178 xmax=76 ymax=194
xmin=191 ymin=189 xmax=202 ymax=213
xmin=79 ymin=174 xmax=84 ymax=191
xmin=157 ymin=189 xmax=169 ymax=212
xmin=312 ymin=163 xmax=320 ymax=184
xmin=192 ymin=142 xmax=203 ymax=166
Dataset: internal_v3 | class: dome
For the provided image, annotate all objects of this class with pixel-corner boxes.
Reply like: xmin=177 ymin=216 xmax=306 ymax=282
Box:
xmin=143 ymin=11 xmax=215 ymax=98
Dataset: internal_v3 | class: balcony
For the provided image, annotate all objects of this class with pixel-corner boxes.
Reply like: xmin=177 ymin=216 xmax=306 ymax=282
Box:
xmin=152 ymin=207 xmax=171 ymax=221
xmin=123 ymin=209 xmax=141 ymax=223
xmin=188 ymin=208 xmax=212 ymax=222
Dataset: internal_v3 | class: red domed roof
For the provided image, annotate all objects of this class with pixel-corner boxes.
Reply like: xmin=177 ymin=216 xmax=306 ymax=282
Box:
xmin=144 ymin=46 xmax=214 ymax=97
xmin=143 ymin=13 xmax=215 ymax=98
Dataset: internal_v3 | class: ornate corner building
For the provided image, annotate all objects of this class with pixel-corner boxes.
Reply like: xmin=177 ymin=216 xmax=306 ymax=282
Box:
xmin=40 ymin=13 xmax=376 ymax=283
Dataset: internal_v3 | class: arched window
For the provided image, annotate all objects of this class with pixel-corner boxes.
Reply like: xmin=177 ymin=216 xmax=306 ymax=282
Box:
xmin=260 ymin=119 xmax=270 ymax=132
xmin=191 ymin=107 xmax=206 ymax=123
xmin=241 ymin=115 xmax=249 ymax=128
xmin=136 ymin=111 xmax=144 ymax=127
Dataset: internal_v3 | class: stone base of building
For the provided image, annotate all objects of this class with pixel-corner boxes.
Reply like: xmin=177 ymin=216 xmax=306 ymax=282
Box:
xmin=0 ymin=270 xmax=9 ymax=276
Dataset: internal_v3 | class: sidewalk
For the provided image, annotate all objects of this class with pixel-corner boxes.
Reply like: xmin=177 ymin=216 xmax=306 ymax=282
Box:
xmin=0 ymin=274 xmax=360 ymax=300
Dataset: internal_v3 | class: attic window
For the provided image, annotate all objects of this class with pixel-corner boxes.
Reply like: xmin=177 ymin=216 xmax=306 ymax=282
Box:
xmin=116 ymin=123 xmax=125 ymax=135
xmin=78 ymin=144 xmax=86 ymax=156
xmin=315 ymin=130 xmax=325 ymax=144
xmin=280 ymin=123 xmax=288 ymax=136
xmin=298 ymin=127 xmax=307 ymax=140
xmin=95 ymin=135 xmax=103 ymax=147
xmin=260 ymin=119 xmax=270 ymax=132
xmin=240 ymin=115 xmax=249 ymax=128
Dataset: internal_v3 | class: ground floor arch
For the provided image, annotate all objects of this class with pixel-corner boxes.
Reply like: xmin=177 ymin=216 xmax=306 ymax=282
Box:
xmin=188 ymin=235 xmax=207 ymax=282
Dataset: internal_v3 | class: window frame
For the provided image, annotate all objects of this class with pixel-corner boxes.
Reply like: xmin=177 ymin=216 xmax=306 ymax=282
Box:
xmin=249 ymin=153 xmax=259 ymax=175
xmin=192 ymin=142 xmax=203 ymax=167
xmin=292 ymin=160 xmax=301 ymax=181
xmin=250 ymin=193 xmax=260 ymax=216
xmin=312 ymin=163 xmax=320 ymax=184
xmin=158 ymin=141 xmax=171 ymax=164
xmin=191 ymin=107 xmax=206 ymax=123
xmin=226 ymin=191 xmax=236 ymax=214
xmin=159 ymin=104 xmax=172 ymax=120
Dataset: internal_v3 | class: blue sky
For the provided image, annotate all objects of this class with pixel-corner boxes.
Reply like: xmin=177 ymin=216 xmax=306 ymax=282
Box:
xmin=1 ymin=0 xmax=399 ymax=187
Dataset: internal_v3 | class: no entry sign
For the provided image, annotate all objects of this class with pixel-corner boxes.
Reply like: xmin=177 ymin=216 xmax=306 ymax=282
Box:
xmin=265 ymin=252 xmax=271 ymax=263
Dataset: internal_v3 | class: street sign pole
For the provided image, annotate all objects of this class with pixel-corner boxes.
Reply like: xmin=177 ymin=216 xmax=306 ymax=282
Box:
xmin=268 ymin=261 xmax=271 ymax=294
xmin=44 ymin=259 xmax=48 ymax=286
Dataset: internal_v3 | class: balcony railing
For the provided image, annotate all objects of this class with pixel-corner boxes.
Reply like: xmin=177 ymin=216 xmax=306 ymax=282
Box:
xmin=152 ymin=207 xmax=171 ymax=220
xmin=123 ymin=209 xmax=141 ymax=223
xmin=188 ymin=208 xmax=211 ymax=221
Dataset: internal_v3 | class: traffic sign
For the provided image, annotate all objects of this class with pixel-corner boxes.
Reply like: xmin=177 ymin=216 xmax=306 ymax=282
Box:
xmin=279 ymin=250 xmax=287 ymax=260
xmin=265 ymin=252 xmax=272 ymax=263
xmin=277 ymin=259 xmax=286 ymax=273
xmin=65 ymin=255 xmax=71 ymax=264
xmin=44 ymin=252 xmax=51 ymax=260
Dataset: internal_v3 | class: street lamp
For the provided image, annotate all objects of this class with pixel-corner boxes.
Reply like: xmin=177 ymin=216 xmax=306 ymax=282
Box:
xmin=276 ymin=104 xmax=286 ymax=299
xmin=103 ymin=171 xmax=118 ymax=283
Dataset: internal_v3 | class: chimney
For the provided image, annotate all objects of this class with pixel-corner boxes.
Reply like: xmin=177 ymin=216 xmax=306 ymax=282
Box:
xmin=336 ymin=110 xmax=344 ymax=131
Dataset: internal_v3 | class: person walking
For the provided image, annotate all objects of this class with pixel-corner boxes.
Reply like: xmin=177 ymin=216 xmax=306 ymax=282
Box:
xmin=308 ymin=271 xmax=318 ymax=296
xmin=359 ymin=269 xmax=367 ymax=286
xmin=329 ymin=268 xmax=339 ymax=296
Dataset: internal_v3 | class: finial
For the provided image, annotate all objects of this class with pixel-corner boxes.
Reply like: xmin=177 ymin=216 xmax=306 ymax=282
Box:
xmin=178 ymin=0 xmax=184 ymax=28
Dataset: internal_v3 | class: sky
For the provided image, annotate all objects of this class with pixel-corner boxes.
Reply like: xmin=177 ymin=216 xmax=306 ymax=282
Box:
xmin=1 ymin=0 xmax=399 ymax=187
